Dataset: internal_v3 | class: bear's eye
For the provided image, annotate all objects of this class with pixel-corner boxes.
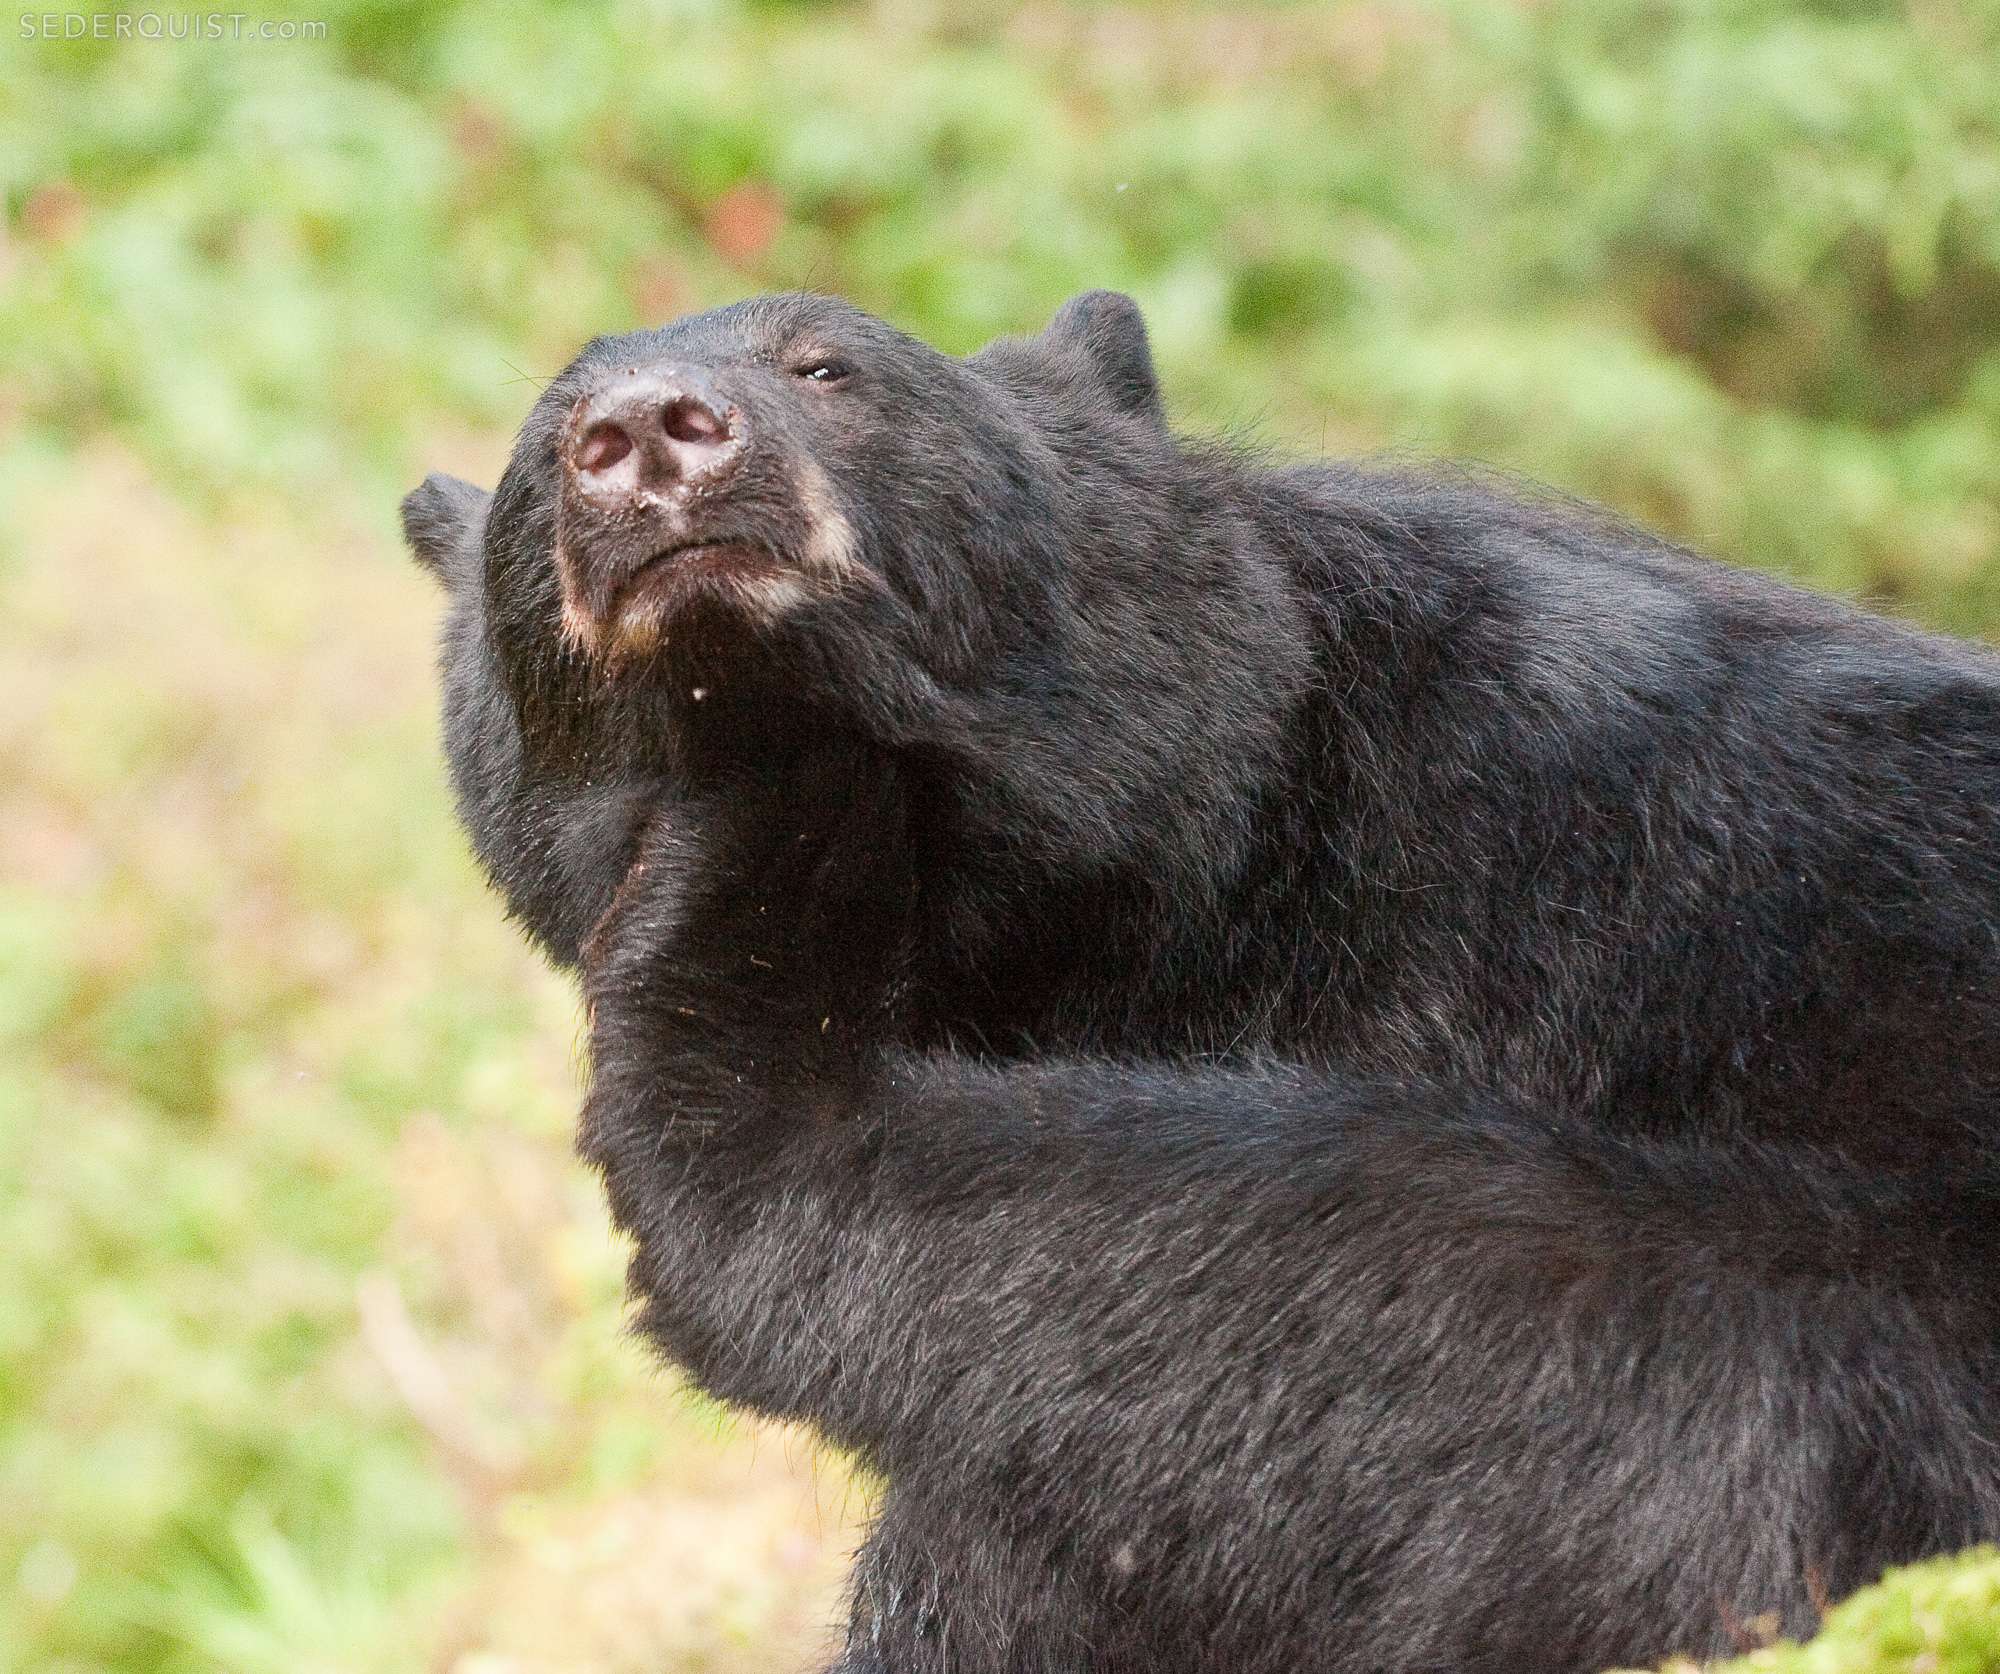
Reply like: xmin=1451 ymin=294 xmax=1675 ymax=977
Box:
xmin=793 ymin=359 xmax=853 ymax=385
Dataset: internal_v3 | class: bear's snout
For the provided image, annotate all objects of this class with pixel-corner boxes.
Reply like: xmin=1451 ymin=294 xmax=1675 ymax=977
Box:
xmin=552 ymin=362 xmax=810 ymax=662
xmin=565 ymin=366 xmax=744 ymax=505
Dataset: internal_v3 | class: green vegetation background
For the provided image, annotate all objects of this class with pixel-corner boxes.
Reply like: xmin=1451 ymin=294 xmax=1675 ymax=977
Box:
xmin=2 ymin=2 xmax=1996 ymax=1670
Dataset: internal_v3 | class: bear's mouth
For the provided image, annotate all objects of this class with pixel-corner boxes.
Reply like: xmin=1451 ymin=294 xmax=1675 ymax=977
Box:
xmin=560 ymin=536 xmax=806 ymax=664
xmin=619 ymin=538 xmax=797 ymax=617
xmin=620 ymin=539 xmax=780 ymax=598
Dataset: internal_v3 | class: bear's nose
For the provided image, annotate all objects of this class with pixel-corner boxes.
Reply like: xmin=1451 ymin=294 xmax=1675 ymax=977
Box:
xmin=564 ymin=369 xmax=743 ymax=501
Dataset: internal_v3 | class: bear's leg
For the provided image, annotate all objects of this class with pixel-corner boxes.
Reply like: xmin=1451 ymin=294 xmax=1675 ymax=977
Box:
xmin=812 ymin=1648 xmax=895 ymax=1674
xmin=578 ymin=750 xmax=2000 ymax=1673
xmin=835 ymin=1486 xmax=1111 ymax=1674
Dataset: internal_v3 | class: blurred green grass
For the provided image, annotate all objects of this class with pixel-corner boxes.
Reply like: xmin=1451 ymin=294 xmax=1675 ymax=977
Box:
xmin=1 ymin=3 xmax=1996 ymax=1671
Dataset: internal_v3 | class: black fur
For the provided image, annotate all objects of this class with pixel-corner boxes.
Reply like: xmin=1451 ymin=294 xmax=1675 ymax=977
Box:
xmin=406 ymin=291 xmax=2000 ymax=1671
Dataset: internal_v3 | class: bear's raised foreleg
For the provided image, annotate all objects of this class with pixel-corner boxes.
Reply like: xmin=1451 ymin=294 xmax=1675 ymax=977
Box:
xmin=579 ymin=750 xmax=2000 ymax=1674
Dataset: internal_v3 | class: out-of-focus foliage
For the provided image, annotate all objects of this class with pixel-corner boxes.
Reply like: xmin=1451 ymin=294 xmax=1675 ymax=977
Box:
xmin=1 ymin=4 xmax=1996 ymax=1673
xmin=4 ymin=0 xmax=1998 ymax=622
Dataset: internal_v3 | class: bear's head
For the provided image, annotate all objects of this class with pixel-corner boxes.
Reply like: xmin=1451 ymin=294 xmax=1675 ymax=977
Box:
xmin=406 ymin=292 xmax=1308 ymax=966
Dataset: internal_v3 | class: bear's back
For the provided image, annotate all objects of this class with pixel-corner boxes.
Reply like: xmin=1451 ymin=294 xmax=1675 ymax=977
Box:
xmin=930 ymin=462 xmax=2000 ymax=1170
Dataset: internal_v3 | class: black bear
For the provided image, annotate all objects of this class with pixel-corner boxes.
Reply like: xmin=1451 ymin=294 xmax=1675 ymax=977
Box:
xmin=404 ymin=291 xmax=2000 ymax=1673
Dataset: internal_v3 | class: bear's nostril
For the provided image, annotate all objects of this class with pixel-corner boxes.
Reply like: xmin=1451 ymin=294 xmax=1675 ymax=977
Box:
xmin=577 ymin=420 xmax=635 ymax=475
xmin=661 ymin=395 xmax=730 ymax=450
xmin=565 ymin=373 xmax=740 ymax=497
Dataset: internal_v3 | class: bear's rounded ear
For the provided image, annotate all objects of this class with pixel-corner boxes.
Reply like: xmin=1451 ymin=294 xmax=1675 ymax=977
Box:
xmin=1043 ymin=290 xmax=1161 ymax=421
xmin=401 ymin=472 xmax=491 ymax=584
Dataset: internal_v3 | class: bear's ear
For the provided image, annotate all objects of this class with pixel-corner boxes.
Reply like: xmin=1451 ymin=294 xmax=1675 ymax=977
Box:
xmin=1043 ymin=290 xmax=1161 ymax=421
xmin=401 ymin=472 xmax=491 ymax=584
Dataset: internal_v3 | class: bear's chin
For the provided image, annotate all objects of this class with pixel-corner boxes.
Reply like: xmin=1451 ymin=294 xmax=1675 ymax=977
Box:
xmin=589 ymin=580 xmax=848 ymax=767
